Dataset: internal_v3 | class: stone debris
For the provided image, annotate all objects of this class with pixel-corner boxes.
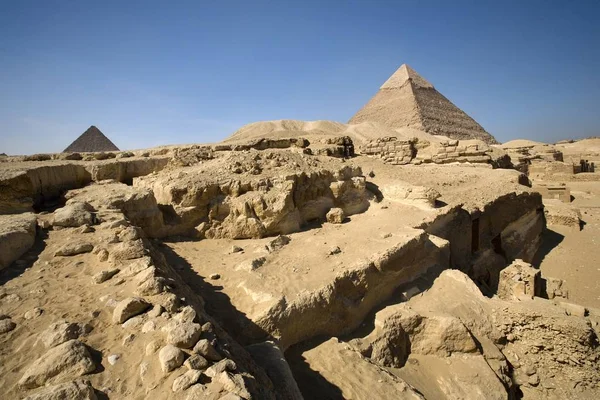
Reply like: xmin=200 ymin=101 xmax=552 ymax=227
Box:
xmin=164 ymin=321 xmax=202 ymax=349
xmin=112 ymin=297 xmax=151 ymax=324
xmin=497 ymin=259 xmax=540 ymax=301
xmin=39 ymin=321 xmax=91 ymax=348
xmin=55 ymin=242 xmax=94 ymax=257
xmin=107 ymin=354 xmax=120 ymax=365
xmin=23 ymin=380 xmax=98 ymax=400
xmin=18 ymin=340 xmax=96 ymax=389
xmin=193 ymin=339 xmax=222 ymax=361
xmin=92 ymin=268 xmax=120 ymax=284
xmin=266 ymin=235 xmax=291 ymax=252
xmin=0 ymin=318 xmax=17 ymax=334
xmin=24 ymin=307 xmax=44 ymax=319
xmin=159 ymin=344 xmax=185 ymax=373
xmin=184 ymin=354 xmax=210 ymax=370
xmin=172 ymin=370 xmax=202 ymax=392
xmin=326 ymin=207 xmax=345 ymax=224
xmin=52 ymin=202 xmax=94 ymax=228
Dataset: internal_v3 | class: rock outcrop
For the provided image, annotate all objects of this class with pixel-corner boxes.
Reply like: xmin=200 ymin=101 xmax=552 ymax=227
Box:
xmin=0 ymin=213 xmax=37 ymax=270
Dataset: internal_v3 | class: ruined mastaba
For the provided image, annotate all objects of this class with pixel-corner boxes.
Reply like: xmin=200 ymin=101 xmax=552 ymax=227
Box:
xmin=349 ymin=64 xmax=499 ymax=144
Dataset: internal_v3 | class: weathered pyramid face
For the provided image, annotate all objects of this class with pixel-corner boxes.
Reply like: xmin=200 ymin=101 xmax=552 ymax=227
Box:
xmin=349 ymin=64 xmax=498 ymax=144
xmin=63 ymin=126 xmax=120 ymax=153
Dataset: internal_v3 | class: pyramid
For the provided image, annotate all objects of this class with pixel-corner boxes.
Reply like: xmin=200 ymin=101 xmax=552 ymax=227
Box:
xmin=63 ymin=126 xmax=120 ymax=153
xmin=349 ymin=64 xmax=498 ymax=144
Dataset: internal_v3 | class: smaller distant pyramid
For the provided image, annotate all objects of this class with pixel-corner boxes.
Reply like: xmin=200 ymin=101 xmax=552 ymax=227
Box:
xmin=64 ymin=126 xmax=119 ymax=152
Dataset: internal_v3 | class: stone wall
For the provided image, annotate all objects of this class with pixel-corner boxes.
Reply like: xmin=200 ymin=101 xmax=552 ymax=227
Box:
xmin=362 ymin=137 xmax=416 ymax=165
xmin=362 ymin=137 xmax=493 ymax=166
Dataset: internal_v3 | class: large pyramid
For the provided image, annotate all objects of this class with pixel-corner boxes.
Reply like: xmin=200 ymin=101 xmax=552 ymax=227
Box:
xmin=349 ymin=64 xmax=498 ymax=144
xmin=64 ymin=125 xmax=120 ymax=152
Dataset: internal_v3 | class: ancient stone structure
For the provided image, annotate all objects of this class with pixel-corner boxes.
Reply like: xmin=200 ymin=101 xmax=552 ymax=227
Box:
xmin=349 ymin=64 xmax=498 ymax=144
xmin=64 ymin=126 xmax=119 ymax=153
xmin=1 ymin=121 xmax=599 ymax=399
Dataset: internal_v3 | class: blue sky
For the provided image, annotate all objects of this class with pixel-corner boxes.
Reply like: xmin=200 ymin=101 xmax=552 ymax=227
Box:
xmin=1 ymin=0 xmax=599 ymax=154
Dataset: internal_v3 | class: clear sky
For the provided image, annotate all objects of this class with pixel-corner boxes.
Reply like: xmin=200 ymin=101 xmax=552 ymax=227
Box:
xmin=1 ymin=0 xmax=599 ymax=154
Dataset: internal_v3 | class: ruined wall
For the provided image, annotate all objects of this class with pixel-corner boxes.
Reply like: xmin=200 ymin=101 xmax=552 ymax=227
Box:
xmin=362 ymin=137 xmax=492 ymax=166
xmin=362 ymin=137 xmax=416 ymax=165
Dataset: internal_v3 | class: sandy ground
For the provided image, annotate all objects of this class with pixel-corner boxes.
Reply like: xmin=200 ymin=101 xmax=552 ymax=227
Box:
xmin=536 ymin=181 xmax=600 ymax=310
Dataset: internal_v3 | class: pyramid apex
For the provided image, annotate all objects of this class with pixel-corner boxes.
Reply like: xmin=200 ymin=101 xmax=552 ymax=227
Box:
xmin=380 ymin=64 xmax=434 ymax=89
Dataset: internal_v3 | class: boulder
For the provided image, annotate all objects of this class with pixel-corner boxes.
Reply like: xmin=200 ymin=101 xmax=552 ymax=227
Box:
xmin=39 ymin=321 xmax=90 ymax=348
xmin=165 ymin=321 xmax=202 ymax=349
xmin=112 ymin=297 xmax=151 ymax=324
xmin=52 ymin=203 xmax=94 ymax=227
xmin=159 ymin=344 xmax=185 ymax=373
xmin=18 ymin=340 xmax=96 ymax=389
xmin=54 ymin=242 xmax=94 ymax=257
xmin=0 ymin=213 xmax=37 ymax=270
xmin=108 ymin=239 xmax=147 ymax=261
xmin=23 ymin=380 xmax=97 ymax=400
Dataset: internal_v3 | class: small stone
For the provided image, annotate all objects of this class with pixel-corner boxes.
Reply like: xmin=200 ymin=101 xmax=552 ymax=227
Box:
xmin=230 ymin=245 xmax=243 ymax=254
xmin=78 ymin=225 xmax=94 ymax=234
xmin=146 ymin=340 xmax=161 ymax=355
xmin=159 ymin=344 xmax=184 ymax=373
xmin=55 ymin=242 xmax=94 ymax=257
xmin=209 ymin=273 xmax=221 ymax=280
xmin=112 ymin=297 xmax=151 ymax=324
xmin=172 ymin=370 xmax=202 ymax=392
xmin=147 ymin=305 xmax=164 ymax=318
xmin=214 ymin=372 xmax=251 ymax=399
xmin=97 ymin=249 xmax=109 ymax=262
xmin=108 ymin=354 xmax=120 ymax=365
xmin=135 ymin=276 xmax=165 ymax=296
xmin=326 ymin=208 xmax=345 ymax=224
xmin=184 ymin=354 xmax=209 ymax=370
xmin=235 ymin=257 xmax=266 ymax=272
xmin=174 ymin=306 xmax=197 ymax=324
xmin=122 ymin=334 xmax=135 ymax=345
xmin=528 ymin=373 xmax=540 ymax=387
xmin=266 ymin=235 xmax=291 ymax=253
xmin=506 ymin=334 xmax=515 ymax=342
xmin=92 ymin=269 xmax=120 ymax=284
xmin=328 ymin=246 xmax=342 ymax=255
xmin=0 ymin=319 xmax=16 ymax=334
xmin=24 ymin=307 xmax=44 ymax=320
xmin=142 ymin=320 xmax=156 ymax=333
xmin=193 ymin=339 xmax=222 ymax=361
xmin=39 ymin=321 xmax=85 ymax=348
xmin=205 ymin=359 xmax=237 ymax=377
